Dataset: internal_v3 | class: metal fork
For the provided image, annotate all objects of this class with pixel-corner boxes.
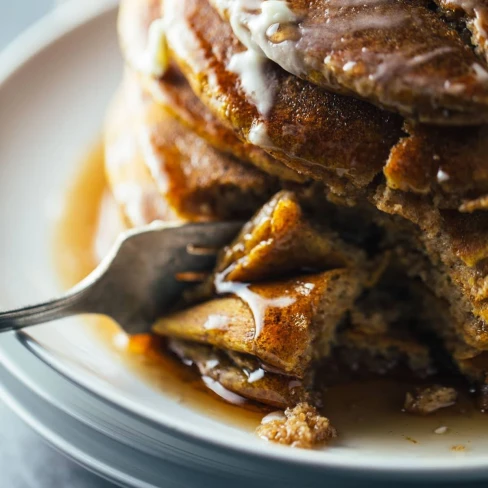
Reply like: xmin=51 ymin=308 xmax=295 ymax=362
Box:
xmin=0 ymin=221 xmax=241 ymax=334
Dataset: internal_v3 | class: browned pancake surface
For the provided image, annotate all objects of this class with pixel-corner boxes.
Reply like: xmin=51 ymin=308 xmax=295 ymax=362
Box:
xmin=106 ymin=71 xmax=278 ymax=223
xmin=213 ymin=0 xmax=488 ymax=124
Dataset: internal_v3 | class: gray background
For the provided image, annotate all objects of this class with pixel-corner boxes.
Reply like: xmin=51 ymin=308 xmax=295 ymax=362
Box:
xmin=0 ymin=1 xmax=115 ymax=487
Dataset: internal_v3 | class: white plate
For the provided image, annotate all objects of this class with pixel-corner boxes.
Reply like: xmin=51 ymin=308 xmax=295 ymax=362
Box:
xmin=0 ymin=2 xmax=488 ymax=485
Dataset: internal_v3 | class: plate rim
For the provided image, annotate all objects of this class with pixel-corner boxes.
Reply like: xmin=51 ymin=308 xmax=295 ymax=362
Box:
xmin=0 ymin=0 xmax=487 ymax=480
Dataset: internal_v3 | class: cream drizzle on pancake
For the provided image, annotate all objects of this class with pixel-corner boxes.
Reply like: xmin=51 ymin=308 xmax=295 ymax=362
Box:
xmin=211 ymin=0 xmax=299 ymax=116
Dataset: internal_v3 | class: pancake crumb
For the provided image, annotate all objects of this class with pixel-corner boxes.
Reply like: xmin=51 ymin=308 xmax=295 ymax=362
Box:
xmin=451 ymin=444 xmax=466 ymax=452
xmin=404 ymin=385 xmax=458 ymax=415
xmin=256 ymin=403 xmax=336 ymax=449
xmin=404 ymin=436 xmax=418 ymax=444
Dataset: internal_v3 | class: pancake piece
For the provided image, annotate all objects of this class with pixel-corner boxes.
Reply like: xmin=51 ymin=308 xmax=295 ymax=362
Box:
xmin=216 ymin=191 xmax=366 ymax=283
xmin=168 ymin=339 xmax=312 ymax=408
xmin=154 ymin=192 xmax=437 ymax=399
xmin=154 ymin=269 xmax=362 ymax=377
xmin=154 ymin=192 xmax=367 ymax=378
xmin=212 ymin=0 xmax=488 ymax=124
xmin=256 ymin=403 xmax=337 ymax=449
xmin=384 ymin=121 xmax=488 ymax=208
xmin=162 ymin=0 xmax=403 ymax=195
xmin=143 ymin=70 xmax=305 ymax=182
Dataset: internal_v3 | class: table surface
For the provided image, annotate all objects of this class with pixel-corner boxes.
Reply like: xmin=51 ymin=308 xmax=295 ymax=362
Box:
xmin=0 ymin=2 xmax=116 ymax=487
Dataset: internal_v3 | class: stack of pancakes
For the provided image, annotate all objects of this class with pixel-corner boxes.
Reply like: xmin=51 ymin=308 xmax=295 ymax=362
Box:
xmin=106 ymin=0 xmax=488 ymax=420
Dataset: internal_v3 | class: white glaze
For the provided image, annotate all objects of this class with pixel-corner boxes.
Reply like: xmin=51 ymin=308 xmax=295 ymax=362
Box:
xmin=372 ymin=46 xmax=454 ymax=82
xmin=248 ymin=121 xmax=276 ymax=149
xmin=472 ymin=62 xmax=488 ymax=82
xmin=214 ymin=265 xmax=296 ymax=339
xmin=213 ymin=0 xmax=297 ymax=116
xmin=143 ymin=19 xmax=168 ymax=77
xmin=247 ymin=1 xmax=303 ymax=78
xmin=128 ymin=18 xmax=168 ymax=78
xmin=406 ymin=47 xmax=455 ymax=68
xmin=261 ymin=411 xmax=286 ymax=424
xmin=227 ymin=50 xmax=276 ymax=115
xmin=436 ymin=168 xmax=450 ymax=184
xmin=343 ymin=61 xmax=357 ymax=72
xmin=113 ymin=332 xmax=130 ymax=350
xmin=163 ymin=0 xmax=211 ymax=78
xmin=444 ymin=80 xmax=466 ymax=94
xmin=205 ymin=359 xmax=220 ymax=370
xmin=438 ymin=1 xmax=488 ymax=45
xmin=474 ymin=14 xmax=488 ymax=39
xmin=204 ymin=314 xmax=231 ymax=330
xmin=248 ymin=368 xmax=266 ymax=383
xmin=202 ymin=376 xmax=248 ymax=404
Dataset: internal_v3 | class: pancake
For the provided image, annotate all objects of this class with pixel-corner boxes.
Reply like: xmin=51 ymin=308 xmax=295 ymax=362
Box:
xmin=162 ymin=0 xmax=404 ymax=195
xmin=105 ymin=70 xmax=279 ymax=224
xmin=154 ymin=269 xmax=363 ymax=377
xmin=211 ymin=0 xmax=488 ymax=125
xmin=118 ymin=0 xmax=305 ymax=183
xmin=372 ymin=189 xmax=488 ymax=378
xmin=215 ymin=191 xmax=366 ymax=283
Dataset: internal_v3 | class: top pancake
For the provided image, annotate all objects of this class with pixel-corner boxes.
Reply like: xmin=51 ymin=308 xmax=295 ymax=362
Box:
xmin=211 ymin=0 xmax=488 ymax=125
xmin=163 ymin=0 xmax=404 ymax=193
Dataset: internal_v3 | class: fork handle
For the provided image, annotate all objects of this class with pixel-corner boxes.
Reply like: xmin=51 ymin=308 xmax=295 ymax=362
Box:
xmin=0 ymin=291 xmax=86 ymax=333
